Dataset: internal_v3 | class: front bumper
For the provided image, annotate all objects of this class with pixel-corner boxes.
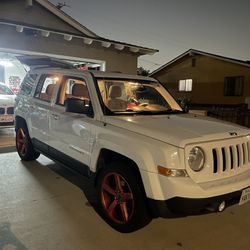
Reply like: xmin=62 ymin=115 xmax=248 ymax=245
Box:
xmin=148 ymin=188 xmax=243 ymax=218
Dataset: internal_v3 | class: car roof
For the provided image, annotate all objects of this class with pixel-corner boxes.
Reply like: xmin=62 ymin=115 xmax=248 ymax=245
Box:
xmin=30 ymin=68 xmax=157 ymax=82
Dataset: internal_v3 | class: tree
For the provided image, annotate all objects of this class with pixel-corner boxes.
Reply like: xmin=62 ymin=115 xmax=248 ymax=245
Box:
xmin=137 ymin=67 xmax=150 ymax=76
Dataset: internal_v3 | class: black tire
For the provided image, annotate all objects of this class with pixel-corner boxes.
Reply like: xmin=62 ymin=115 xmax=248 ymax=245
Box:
xmin=97 ymin=162 xmax=151 ymax=233
xmin=16 ymin=122 xmax=40 ymax=161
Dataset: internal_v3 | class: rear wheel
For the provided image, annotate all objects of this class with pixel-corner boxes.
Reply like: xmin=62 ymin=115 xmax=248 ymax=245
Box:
xmin=16 ymin=124 xmax=40 ymax=161
xmin=97 ymin=162 xmax=151 ymax=233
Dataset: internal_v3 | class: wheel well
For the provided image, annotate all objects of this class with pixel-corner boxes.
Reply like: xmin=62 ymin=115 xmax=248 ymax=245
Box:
xmin=15 ymin=116 xmax=27 ymax=131
xmin=95 ymin=149 xmax=144 ymax=190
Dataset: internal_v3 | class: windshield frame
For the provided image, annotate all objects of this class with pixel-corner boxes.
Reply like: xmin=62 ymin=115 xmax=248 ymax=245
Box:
xmin=95 ymin=77 xmax=183 ymax=116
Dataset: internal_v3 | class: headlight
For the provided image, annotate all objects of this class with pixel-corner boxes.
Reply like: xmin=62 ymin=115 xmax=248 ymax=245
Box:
xmin=188 ymin=147 xmax=205 ymax=172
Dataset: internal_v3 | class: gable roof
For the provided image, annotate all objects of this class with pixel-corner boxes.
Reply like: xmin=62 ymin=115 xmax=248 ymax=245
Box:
xmin=31 ymin=0 xmax=158 ymax=56
xmin=35 ymin=0 xmax=98 ymax=37
xmin=150 ymin=49 xmax=250 ymax=76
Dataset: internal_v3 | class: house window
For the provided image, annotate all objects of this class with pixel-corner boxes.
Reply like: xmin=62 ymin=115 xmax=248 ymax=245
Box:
xmin=224 ymin=76 xmax=244 ymax=96
xmin=179 ymin=79 xmax=192 ymax=91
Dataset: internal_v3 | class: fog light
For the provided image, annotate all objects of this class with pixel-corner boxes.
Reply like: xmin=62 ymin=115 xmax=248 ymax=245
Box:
xmin=218 ymin=201 xmax=226 ymax=212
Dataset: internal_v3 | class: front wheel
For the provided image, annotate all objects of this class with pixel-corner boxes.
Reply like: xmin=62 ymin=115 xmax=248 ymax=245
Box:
xmin=97 ymin=162 xmax=151 ymax=233
xmin=16 ymin=125 xmax=40 ymax=161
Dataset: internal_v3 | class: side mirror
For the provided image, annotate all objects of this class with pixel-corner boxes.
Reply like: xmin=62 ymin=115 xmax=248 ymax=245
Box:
xmin=65 ymin=98 xmax=91 ymax=114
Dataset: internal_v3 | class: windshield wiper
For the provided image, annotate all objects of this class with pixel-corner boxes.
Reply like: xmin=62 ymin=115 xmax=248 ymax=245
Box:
xmin=133 ymin=109 xmax=183 ymax=115
xmin=105 ymin=108 xmax=184 ymax=116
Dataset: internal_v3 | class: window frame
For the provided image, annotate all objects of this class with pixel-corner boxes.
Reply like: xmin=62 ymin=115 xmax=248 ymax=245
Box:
xmin=55 ymin=75 xmax=90 ymax=106
xmin=34 ymin=74 xmax=59 ymax=103
xmin=224 ymin=76 xmax=244 ymax=97
xmin=178 ymin=79 xmax=193 ymax=92
xmin=18 ymin=73 xmax=38 ymax=96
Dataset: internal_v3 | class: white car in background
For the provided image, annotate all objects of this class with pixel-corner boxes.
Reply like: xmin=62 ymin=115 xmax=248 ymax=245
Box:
xmin=0 ymin=82 xmax=15 ymax=128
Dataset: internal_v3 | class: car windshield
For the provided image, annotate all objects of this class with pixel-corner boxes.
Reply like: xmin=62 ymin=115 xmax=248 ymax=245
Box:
xmin=97 ymin=79 xmax=183 ymax=115
xmin=0 ymin=84 xmax=13 ymax=95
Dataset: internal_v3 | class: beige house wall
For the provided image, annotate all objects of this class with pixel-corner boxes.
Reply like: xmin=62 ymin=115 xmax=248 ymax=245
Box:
xmin=0 ymin=0 xmax=138 ymax=74
xmin=0 ymin=0 xmax=82 ymax=35
xmin=153 ymin=55 xmax=250 ymax=105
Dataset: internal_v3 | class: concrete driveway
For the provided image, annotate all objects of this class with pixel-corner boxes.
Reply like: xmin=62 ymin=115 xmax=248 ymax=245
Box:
xmin=0 ymin=128 xmax=15 ymax=153
xmin=0 ymin=150 xmax=250 ymax=250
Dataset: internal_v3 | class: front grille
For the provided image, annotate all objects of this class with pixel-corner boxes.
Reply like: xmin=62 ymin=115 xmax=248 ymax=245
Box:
xmin=212 ymin=142 xmax=250 ymax=174
xmin=0 ymin=107 xmax=5 ymax=114
xmin=7 ymin=107 xmax=14 ymax=114
xmin=186 ymin=135 xmax=250 ymax=183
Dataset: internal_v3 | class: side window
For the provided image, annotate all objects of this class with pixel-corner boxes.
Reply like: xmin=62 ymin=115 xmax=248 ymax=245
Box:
xmin=34 ymin=75 xmax=59 ymax=102
xmin=57 ymin=77 xmax=90 ymax=105
xmin=19 ymin=74 xmax=38 ymax=96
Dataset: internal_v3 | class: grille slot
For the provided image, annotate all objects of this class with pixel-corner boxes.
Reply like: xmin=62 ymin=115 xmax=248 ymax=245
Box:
xmin=0 ymin=107 xmax=5 ymax=114
xmin=221 ymin=147 xmax=226 ymax=172
xmin=248 ymin=142 xmax=250 ymax=163
xmin=212 ymin=143 xmax=250 ymax=174
xmin=7 ymin=107 xmax=14 ymax=114
xmin=229 ymin=146 xmax=234 ymax=169
xmin=236 ymin=144 xmax=240 ymax=167
xmin=242 ymin=143 xmax=247 ymax=165
xmin=212 ymin=149 xmax=218 ymax=173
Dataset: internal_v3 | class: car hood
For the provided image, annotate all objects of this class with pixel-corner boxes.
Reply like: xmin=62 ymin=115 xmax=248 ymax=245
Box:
xmin=104 ymin=113 xmax=250 ymax=148
xmin=0 ymin=95 xmax=16 ymax=106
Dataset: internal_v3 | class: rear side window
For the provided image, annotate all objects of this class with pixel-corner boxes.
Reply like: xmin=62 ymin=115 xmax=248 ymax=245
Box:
xmin=34 ymin=75 xmax=60 ymax=102
xmin=19 ymin=74 xmax=38 ymax=96
xmin=56 ymin=76 xmax=89 ymax=106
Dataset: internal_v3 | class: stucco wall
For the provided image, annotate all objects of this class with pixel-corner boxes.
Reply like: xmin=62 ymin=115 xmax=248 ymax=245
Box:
xmin=0 ymin=0 xmax=138 ymax=74
xmin=0 ymin=0 xmax=82 ymax=35
xmin=153 ymin=55 xmax=250 ymax=105
xmin=0 ymin=24 xmax=138 ymax=74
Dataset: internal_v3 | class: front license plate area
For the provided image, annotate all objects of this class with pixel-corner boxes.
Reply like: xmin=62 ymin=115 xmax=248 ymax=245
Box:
xmin=239 ymin=187 xmax=250 ymax=206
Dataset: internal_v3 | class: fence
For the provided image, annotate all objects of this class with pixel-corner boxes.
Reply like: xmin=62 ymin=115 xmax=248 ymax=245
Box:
xmin=190 ymin=104 xmax=250 ymax=128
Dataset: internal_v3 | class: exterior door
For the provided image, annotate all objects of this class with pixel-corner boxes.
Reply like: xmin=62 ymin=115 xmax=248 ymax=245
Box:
xmin=48 ymin=75 xmax=94 ymax=174
xmin=30 ymin=74 xmax=60 ymax=151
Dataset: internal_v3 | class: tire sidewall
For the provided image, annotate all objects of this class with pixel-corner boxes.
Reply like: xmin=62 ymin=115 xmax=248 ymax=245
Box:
xmin=97 ymin=162 xmax=151 ymax=233
xmin=16 ymin=122 xmax=39 ymax=161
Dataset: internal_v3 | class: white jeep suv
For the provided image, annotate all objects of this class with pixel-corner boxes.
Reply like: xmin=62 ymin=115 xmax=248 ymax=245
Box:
xmin=15 ymin=66 xmax=250 ymax=232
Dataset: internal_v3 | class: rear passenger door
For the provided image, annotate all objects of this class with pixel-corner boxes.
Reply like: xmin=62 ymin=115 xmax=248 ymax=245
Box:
xmin=30 ymin=74 xmax=60 ymax=152
xmin=48 ymin=75 xmax=93 ymax=175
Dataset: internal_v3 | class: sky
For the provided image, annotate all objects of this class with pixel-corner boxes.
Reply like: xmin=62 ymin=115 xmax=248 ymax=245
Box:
xmin=49 ymin=0 xmax=250 ymax=72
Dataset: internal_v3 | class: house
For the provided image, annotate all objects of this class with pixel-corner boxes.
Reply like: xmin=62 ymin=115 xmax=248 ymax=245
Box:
xmin=0 ymin=0 xmax=157 ymax=90
xmin=150 ymin=49 xmax=250 ymax=107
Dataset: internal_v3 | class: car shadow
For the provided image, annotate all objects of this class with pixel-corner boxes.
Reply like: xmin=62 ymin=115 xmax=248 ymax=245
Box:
xmin=24 ymin=158 xmax=101 ymax=215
